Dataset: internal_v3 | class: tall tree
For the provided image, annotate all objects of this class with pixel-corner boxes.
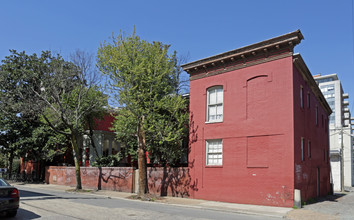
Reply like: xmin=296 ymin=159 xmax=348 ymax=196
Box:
xmin=0 ymin=50 xmax=107 ymax=189
xmin=97 ymin=30 xmax=188 ymax=196
xmin=0 ymin=115 xmax=28 ymax=179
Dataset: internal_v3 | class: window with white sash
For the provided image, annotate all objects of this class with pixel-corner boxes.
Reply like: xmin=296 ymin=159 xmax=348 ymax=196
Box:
xmin=207 ymin=86 xmax=223 ymax=122
xmin=206 ymin=139 xmax=223 ymax=165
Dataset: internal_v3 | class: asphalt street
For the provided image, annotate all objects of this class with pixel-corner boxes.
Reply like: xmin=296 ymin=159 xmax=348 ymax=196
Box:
xmin=9 ymin=185 xmax=279 ymax=220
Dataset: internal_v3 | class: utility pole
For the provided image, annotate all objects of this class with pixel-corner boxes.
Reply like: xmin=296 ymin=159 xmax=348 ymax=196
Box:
xmin=337 ymin=125 xmax=354 ymax=192
xmin=331 ymin=126 xmax=353 ymax=193
xmin=340 ymin=126 xmax=344 ymax=192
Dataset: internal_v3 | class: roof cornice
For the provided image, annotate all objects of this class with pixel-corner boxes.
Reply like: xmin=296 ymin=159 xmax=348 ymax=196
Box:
xmin=293 ymin=54 xmax=332 ymax=115
xmin=313 ymin=73 xmax=338 ymax=81
xmin=182 ymin=30 xmax=304 ymax=73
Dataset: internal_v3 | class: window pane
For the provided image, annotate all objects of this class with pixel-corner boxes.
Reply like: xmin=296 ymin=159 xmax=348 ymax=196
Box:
xmin=216 ymin=104 xmax=223 ymax=120
xmin=216 ymin=88 xmax=223 ymax=104
xmin=207 ymin=87 xmax=223 ymax=122
xmin=209 ymin=106 xmax=216 ymax=121
xmin=206 ymin=140 xmax=222 ymax=165
xmin=209 ymin=89 xmax=216 ymax=105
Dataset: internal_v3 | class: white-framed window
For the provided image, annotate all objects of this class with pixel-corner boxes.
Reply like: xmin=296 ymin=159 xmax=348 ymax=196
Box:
xmin=206 ymin=139 xmax=223 ymax=165
xmin=300 ymin=86 xmax=304 ymax=108
xmin=301 ymin=137 xmax=304 ymax=161
xmin=207 ymin=86 xmax=223 ymax=122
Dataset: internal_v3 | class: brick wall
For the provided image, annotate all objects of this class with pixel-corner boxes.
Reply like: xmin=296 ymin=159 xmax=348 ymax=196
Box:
xmin=45 ymin=166 xmax=133 ymax=192
xmin=45 ymin=166 xmax=190 ymax=197
xmin=147 ymin=167 xmax=189 ymax=197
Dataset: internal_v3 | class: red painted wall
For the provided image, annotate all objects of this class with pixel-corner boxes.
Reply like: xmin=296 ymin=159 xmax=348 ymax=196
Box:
xmin=20 ymin=159 xmax=40 ymax=178
xmin=147 ymin=167 xmax=189 ymax=197
xmin=45 ymin=166 xmax=190 ymax=197
xmin=292 ymin=66 xmax=331 ymax=201
xmin=93 ymin=114 xmax=115 ymax=132
xmin=45 ymin=166 xmax=134 ymax=192
xmin=189 ymin=56 xmax=296 ymax=207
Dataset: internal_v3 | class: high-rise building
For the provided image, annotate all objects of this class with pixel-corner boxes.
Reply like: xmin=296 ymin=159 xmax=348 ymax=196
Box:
xmin=314 ymin=73 xmax=353 ymax=191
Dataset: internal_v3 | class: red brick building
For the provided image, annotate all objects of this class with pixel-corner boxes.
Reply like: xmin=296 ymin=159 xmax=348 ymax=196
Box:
xmin=182 ymin=30 xmax=332 ymax=207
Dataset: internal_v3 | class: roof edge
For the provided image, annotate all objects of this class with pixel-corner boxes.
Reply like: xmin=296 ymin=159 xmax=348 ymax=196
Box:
xmin=313 ymin=73 xmax=339 ymax=81
xmin=182 ymin=30 xmax=304 ymax=72
xmin=293 ymin=54 xmax=332 ymax=115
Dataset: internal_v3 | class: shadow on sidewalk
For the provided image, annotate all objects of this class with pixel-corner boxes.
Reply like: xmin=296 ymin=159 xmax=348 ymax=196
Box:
xmin=303 ymin=193 xmax=347 ymax=206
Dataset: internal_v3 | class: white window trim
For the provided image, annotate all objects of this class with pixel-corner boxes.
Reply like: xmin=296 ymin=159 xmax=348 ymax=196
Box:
xmin=206 ymin=139 xmax=223 ymax=166
xmin=206 ymin=86 xmax=223 ymax=123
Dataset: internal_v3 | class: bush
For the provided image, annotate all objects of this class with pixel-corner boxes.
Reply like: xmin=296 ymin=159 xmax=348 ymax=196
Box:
xmin=92 ymin=153 xmax=122 ymax=167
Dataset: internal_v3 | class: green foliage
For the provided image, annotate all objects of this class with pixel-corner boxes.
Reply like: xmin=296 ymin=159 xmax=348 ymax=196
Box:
xmin=11 ymin=159 xmax=20 ymax=174
xmin=97 ymin=30 xmax=189 ymax=166
xmin=0 ymin=154 xmax=6 ymax=168
xmin=0 ymin=49 xmax=107 ymax=189
xmin=145 ymin=95 xmax=188 ymax=164
xmin=0 ymin=51 xmax=70 ymax=161
xmin=0 ymin=49 xmax=107 ymax=138
xmin=91 ymin=153 xmax=123 ymax=167
xmin=307 ymin=197 xmax=316 ymax=204
xmin=112 ymin=108 xmax=138 ymax=161
xmin=18 ymin=124 xmax=69 ymax=162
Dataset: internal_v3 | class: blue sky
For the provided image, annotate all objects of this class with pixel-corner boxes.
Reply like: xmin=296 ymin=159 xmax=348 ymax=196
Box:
xmin=1 ymin=0 xmax=353 ymax=111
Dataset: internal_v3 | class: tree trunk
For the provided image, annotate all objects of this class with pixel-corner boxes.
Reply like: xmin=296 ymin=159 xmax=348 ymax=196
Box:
xmin=39 ymin=160 xmax=45 ymax=181
xmin=137 ymin=116 xmax=147 ymax=197
xmin=8 ymin=150 xmax=14 ymax=179
xmin=88 ymin=119 xmax=100 ymax=159
xmin=71 ymin=132 xmax=82 ymax=190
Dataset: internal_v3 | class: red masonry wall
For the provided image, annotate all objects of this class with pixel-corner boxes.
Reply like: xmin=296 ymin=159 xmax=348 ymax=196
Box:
xmin=45 ymin=166 xmax=133 ymax=192
xmin=292 ymin=66 xmax=331 ymax=201
xmin=93 ymin=114 xmax=115 ymax=132
xmin=20 ymin=158 xmax=39 ymax=176
xmin=188 ymin=56 xmax=295 ymax=207
xmin=147 ymin=167 xmax=189 ymax=197
xmin=45 ymin=166 xmax=190 ymax=197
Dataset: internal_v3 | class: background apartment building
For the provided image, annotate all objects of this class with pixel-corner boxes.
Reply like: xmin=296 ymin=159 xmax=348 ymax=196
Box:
xmin=314 ymin=73 xmax=353 ymax=191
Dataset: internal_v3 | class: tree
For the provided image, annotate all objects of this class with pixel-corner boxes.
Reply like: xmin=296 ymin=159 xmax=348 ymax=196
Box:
xmin=0 ymin=115 xmax=27 ymax=179
xmin=0 ymin=50 xmax=107 ymax=189
xmin=17 ymin=122 xmax=69 ymax=180
xmin=97 ymin=30 xmax=189 ymax=196
xmin=0 ymin=72 xmax=69 ymax=181
xmin=0 ymin=67 xmax=39 ymax=179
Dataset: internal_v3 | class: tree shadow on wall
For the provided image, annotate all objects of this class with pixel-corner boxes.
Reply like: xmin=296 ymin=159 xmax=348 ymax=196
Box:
xmin=97 ymin=167 xmax=131 ymax=191
xmin=158 ymin=111 xmax=199 ymax=197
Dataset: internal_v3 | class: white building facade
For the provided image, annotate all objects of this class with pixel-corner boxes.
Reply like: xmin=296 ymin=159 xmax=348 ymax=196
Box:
xmin=314 ymin=74 xmax=353 ymax=191
xmin=79 ymin=131 xmax=127 ymax=166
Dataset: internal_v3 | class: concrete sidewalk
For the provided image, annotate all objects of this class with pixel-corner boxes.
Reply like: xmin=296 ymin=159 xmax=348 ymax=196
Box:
xmin=13 ymin=182 xmax=292 ymax=218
